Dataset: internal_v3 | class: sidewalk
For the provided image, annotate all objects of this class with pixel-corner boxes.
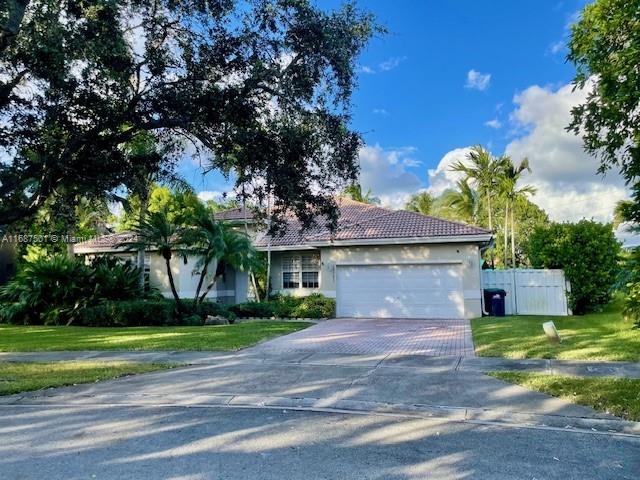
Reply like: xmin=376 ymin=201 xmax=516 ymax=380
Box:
xmin=1 ymin=350 xmax=640 ymax=378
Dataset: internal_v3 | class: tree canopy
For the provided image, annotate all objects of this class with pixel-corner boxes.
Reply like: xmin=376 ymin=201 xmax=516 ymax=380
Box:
xmin=0 ymin=0 xmax=378 ymax=232
xmin=568 ymin=0 xmax=640 ymax=220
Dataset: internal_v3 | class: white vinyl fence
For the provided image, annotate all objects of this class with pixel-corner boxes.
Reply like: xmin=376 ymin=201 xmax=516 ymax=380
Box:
xmin=481 ymin=269 xmax=571 ymax=316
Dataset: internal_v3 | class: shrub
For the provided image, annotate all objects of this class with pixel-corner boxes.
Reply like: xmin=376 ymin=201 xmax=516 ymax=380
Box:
xmin=291 ymin=293 xmax=335 ymax=318
xmin=180 ymin=299 xmax=237 ymax=323
xmin=525 ymin=220 xmax=621 ymax=314
xmin=78 ymin=299 xmax=176 ymax=327
xmin=0 ymin=255 xmax=96 ymax=325
xmin=91 ymin=256 xmax=142 ymax=301
xmin=622 ymin=281 xmax=640 ymax=328
xmin=229 ymin=301 xmax=275 ymax=318
xmin=230 ymin=294 xmax=335 ymax=319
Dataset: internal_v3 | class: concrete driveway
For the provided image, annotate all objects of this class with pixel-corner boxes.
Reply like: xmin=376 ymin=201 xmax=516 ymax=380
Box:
xmin=254 ymin=318 xmax=476 ymax=357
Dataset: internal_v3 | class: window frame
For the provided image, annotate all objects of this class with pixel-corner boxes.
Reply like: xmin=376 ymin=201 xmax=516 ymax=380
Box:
xmin=282 ymin=254 xmax=320 ymax=290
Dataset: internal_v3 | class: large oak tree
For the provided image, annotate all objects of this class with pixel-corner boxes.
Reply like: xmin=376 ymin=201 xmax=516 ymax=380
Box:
xmin=0 ymin=0 xmax=377 ymax=230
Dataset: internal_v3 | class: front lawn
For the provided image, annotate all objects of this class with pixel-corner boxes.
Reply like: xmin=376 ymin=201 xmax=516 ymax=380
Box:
xmin=0 ymin=321 xmax=311 ymax=352
xmin=0 ymin=361 xmax=174 ymax=396
xmin=489 ymin=372 xmax=640 ymax=421
xmin=471 ymin=305 xmax=640 ymax=361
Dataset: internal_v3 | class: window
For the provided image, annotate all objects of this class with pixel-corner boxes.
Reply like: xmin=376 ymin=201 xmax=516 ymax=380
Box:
xmin=282 ymin=254 xmax=320 ymax=289
xmin=282 ymin=256 xmax=301 ymax=289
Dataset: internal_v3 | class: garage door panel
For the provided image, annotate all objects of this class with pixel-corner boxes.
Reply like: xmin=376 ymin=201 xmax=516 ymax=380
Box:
xmin=336 ymin=264 xmax=464 ymax=319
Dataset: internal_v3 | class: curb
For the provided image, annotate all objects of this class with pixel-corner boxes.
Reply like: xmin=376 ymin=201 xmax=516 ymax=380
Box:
xmin=4 ymin=392 xmax=639 ymax=437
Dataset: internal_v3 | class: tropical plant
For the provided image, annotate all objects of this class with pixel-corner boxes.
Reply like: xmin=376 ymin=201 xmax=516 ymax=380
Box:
xmin=440 ymin=180 xmax=480 ymax=224
xmin=405 ymin=192 xmax=435 ymax=215
xmin=342 ymin=184 xmax=381 ymax=205
xmin=126 ymin=210 xmax=189 ymax=312
xmin=0 ymin=255 xmax=96 ymax=325
xmin=498 ymin=157 xmax=536 ymax=268
xmin=450 ymin=146 xmax=504 ymax=233
xmin=196 ymin=222 xmax=256 ymax=305
xmin=526 ymin=220 xmax=621 ymax=314
xmin=90 ymin=256 xmax=142 ymax=301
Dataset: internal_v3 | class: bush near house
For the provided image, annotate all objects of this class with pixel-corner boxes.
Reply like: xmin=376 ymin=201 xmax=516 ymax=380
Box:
xmin=525 ymin=220 xmax=621 ymax=314
xmin=0 ymin=255 xmax=143 ymax=325
xmin=230 ymin=294 xmax=336 ymax=319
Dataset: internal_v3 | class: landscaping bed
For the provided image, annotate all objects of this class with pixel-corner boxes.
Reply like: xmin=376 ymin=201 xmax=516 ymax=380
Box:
xmin=0 ymin=361 xmax=175 ymax=396
xmin=489 ymin=371 xmax=640 ymax=422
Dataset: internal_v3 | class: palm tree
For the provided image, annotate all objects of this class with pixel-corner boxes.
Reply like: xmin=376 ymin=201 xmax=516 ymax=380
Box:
xmin=449 ymin=146 xmax=502 ymax=232
xmin=498 ymin=157 xmax=536 ymax=269
xmin=405 ymin=191 xmax=435 ymax=215
xmin=126 ymin=210 xmax=189 ymax=312
xmin=343 ymin=183 xmax=380 ymax=205
xmin=440 ymin=180 xmax=480 ymax=224
xmin=613 ymin=199 xmax=634 ymax=229
xmin=186 ymin=214 xmax=226 ymax=304
xmin=197 ymin=223 xmax=256 ymax=304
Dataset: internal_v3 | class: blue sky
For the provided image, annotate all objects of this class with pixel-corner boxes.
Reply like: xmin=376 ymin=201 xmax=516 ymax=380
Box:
xmin=184 ymin=0 xmax=628 ymax=222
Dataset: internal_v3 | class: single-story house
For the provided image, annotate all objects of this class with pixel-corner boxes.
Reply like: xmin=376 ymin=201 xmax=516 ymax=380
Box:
xmin=76 ymin=198 xmax=492 ymax=319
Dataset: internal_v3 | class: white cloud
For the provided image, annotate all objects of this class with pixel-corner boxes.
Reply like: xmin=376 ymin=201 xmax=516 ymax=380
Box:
xmin=358 ymin=144 xmax=423 ymax=208
xmin=426 ymin=80 xmax=627 ymax=222
xmin=379 ymin=56 xmax=408 ymax=72
xmin=484 ymin=118 xmax=502 ymax=129
xmin=504 ymin=81 xmax=627 ymax=222
xmin=372 ymin=108 xmax=388 ymax=115
xmin=359 ymin=56 xmax=407 ymax=75
xmin=426 ymin=147 xmax=473 ymax=196
xmin=465 ymin=69 xmax=491 ymax=91
xmin=197 ymin=190 xmax=228 ymax=203
xmin=549 ymin=40 xmax=565 ymax=55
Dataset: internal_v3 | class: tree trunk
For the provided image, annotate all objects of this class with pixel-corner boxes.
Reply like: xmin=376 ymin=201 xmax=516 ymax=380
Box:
xmin=264 ymin=191 xmax=272 ymax=299
xmin=198 ymin=259 xmax=219 ymax=304
xmin=487 ymin=192 xmax=495 ymax=269
xmin=503 ymin=203 xmax=509 ymax=268
xmin=136 ymin=195 xmax=149 ymax=291
xmin=164 ymin=256 xmax=183 ymax=312
xmin=0 ymin=0 xmax=30 ymax=54
xmin=194 ymin=259 xmax=210 ymax=304
xmin=510 ymin=202 xmax=516 ymax=269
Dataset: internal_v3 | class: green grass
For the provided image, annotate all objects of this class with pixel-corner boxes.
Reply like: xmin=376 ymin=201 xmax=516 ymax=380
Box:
xmin=0 ymin=321 xmax=311 ymax=352
xmin=489 ymin=372 xmax=640 ymax=421
xmin=471 ymin=302 xmax=640 ymax=361
xmin=0 ymin=361 xmax=174 ymax=396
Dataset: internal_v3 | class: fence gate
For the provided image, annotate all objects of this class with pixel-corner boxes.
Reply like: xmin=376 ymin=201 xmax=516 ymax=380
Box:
xmin=481 ymin=269 xmax=570 ymax=316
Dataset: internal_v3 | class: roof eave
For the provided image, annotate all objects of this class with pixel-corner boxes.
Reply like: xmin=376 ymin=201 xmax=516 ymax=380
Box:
xmin=254 ymin=234 xmax=493 ymax=251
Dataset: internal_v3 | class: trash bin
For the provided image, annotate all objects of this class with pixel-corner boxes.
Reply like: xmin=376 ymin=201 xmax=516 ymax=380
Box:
xmin=483 ymin=288 xmax=506 ymax=317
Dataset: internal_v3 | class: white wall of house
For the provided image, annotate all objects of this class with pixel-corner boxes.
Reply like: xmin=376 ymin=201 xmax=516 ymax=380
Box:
xmin=269 ymin=243 xmax=483 ymax=319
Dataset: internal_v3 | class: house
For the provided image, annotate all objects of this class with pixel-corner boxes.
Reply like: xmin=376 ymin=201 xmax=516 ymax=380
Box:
xmin=74 ymin=231 xmax=249 ymax=304
xmin=77 ymin=198 xmax=492 ymax=319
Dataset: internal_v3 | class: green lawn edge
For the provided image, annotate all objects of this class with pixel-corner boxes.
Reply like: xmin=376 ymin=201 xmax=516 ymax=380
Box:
xmin=488 ymin=371 xmax=640 ymax=421
xmin=0 ymin=321 xmax=311 ymax=352
xmin=0 ymin=361 xmax=176 ymax=396
xmin=471 ymin=307 xmax=640 ymax=361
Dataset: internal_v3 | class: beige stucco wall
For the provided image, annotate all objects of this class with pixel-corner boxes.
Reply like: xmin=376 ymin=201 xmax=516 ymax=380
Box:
xmin=269 ymin=243 xmax=483 ymax=319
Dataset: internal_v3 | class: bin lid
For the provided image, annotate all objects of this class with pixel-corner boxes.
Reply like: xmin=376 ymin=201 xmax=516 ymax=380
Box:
xmin=484 ymin=288 xmax=506 ymax=295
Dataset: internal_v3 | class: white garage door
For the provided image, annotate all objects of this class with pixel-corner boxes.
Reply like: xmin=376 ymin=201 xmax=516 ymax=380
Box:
xmin=336 ymin=264 xmax=465 ymax=319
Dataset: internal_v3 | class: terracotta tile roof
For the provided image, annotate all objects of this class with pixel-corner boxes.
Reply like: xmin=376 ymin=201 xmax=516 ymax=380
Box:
xmin=254 ymin=198 xmax=491 ymax=247
xmin=75 ymin=231 xmax=137 ymax=252
xmin=213 ymin=207 xmax=255 ymax=221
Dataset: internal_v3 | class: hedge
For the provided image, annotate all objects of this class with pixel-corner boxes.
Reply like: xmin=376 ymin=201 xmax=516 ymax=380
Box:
xmin=78 ymin=299 xmax=236 ymax=327
xmin=229 ymin=293 xmax=335 ymax=319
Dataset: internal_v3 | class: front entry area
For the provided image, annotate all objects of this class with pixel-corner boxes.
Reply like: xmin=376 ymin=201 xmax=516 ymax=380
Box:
xmin=336 ymin=263 xmax=465 ymax=319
